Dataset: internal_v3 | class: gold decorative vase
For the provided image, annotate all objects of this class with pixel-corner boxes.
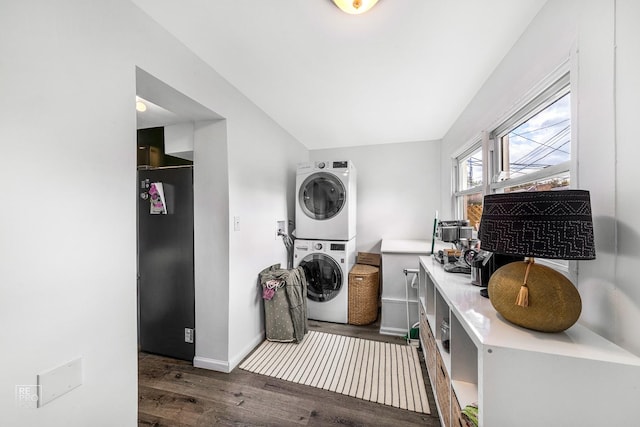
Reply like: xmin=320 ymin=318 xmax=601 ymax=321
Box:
xmin=488 ymin=261 xmax=581 ymax=333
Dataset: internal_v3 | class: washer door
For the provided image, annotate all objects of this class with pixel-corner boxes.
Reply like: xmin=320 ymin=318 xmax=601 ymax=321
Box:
xmin=299 ymin=172 xmax=346 ymax=220
xmin=299 ymin=253 xmax=343 ymax=302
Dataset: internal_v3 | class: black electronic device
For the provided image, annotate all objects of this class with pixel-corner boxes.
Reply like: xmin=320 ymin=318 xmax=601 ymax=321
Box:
xmin=470 ymin=251 xmax=524 ymax=287
xmin=470 ymin=251 xmax=493 ymax=287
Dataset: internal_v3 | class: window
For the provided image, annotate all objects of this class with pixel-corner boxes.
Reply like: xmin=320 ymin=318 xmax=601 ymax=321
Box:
xmin=453 ymin=143 xmax=484 ymax=230
xmin=451 ymin=72 xmax=572 ymax=228
xmin=490 ymin=73 xmax=571 ymax=193
xmin=450 ymin=72 xmax=573 ymax=270
xmin=487 ymin=72 xmax=572 ymax=270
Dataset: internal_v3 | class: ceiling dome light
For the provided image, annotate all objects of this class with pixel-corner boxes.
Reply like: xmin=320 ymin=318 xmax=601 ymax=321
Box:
xmin=332 ymin=0 xmax=379 ymax=15
xmin=136 ymin=101 xmax=147 ymax=112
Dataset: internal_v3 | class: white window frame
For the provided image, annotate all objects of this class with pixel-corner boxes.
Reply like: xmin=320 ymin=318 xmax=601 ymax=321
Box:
xmin=488 ymin=72 xmax=573 ymax=274
xmin=489 ymin=73 xmax=572 ymax=194
xmin=450 ymin=64 xmax=576 ymax=277
xmin=452 ymin=137 xmax=485 ymax=221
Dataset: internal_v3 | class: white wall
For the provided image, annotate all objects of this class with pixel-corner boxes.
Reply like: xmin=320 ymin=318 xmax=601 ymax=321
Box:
xmin=612 ymin=0 xmax=640 ymax=353
xmin=1 ymin=2 xmax=138 ymax=425
xmin=226 ymin=105 xmax=308 ymax=368
xmin=164 ymin=122 xmax=195 ymax=160
xmin=0 ymin=1 xmax=307 ymax=425
xmin=193 ymin=120 xmax=230 ymax=370
xmin=440 ymin=0 xmax=640 ymax=355
xmin=311 ymin=140 xmax=441 ymax=254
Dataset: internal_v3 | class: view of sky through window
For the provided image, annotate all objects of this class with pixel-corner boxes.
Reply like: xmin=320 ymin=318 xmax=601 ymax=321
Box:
xmin=506 ymin=93 xmax=571 ymax=179
xmin=460 ymin=147 xmax=483 ymax=190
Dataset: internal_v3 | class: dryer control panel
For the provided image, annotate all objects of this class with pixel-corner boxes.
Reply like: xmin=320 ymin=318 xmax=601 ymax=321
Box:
xmin=333 ymin=161 xmax=348 ymax=168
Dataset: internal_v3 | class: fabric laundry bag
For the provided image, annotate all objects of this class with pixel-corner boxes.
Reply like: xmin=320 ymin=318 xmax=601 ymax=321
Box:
xmin=259 ymin=264 xmax=308 ymax=342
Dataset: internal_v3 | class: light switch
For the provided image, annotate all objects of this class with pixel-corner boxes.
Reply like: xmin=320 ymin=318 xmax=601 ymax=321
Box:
xmin=37 ymin=358 xmax=83 ymax=407
xmin=233 ymin=216 xmax=240 ymax=231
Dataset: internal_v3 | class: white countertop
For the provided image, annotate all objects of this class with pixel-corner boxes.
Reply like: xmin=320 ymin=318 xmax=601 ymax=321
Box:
xmin=381 ymin=239 xmax=432 ymax=255
xmin=420 ymin=255 xmax=640 ymax=365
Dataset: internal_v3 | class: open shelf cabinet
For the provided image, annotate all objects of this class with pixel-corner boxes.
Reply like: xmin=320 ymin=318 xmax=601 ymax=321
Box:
xmin=418 ymin=256 xmax=640 ymax=427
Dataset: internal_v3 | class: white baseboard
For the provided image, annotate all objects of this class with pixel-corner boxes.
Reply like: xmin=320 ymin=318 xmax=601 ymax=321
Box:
xmin=193 ymin=356 xmax=230 ymax=373
xmin=193 ymin=331 xmax=265 ymax=373
xmin=229 ymin=331 xmax=265 ymax=372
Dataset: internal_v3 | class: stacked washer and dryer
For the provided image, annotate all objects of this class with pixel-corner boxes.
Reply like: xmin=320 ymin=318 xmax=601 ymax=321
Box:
xmin=293 ymin=161 xmax=356 ymax=323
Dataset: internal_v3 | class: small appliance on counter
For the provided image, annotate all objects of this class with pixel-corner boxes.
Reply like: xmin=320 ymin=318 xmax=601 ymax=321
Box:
xmin=468 ymin=251 xmax=525 ymax=298
xmin=433 ymin=219 xmax=478 ymax=274
xmin=434 ymin=248 xmax=461 ymax=265
xmin=470 ymin=251 xmax=493 ymax=287
xmin=436 ymin=220 xmax=473 ymax=245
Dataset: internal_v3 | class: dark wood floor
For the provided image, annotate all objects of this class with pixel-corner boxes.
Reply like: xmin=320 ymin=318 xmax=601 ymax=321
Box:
xmin=139 ymin=320 xmax=440 ymax=426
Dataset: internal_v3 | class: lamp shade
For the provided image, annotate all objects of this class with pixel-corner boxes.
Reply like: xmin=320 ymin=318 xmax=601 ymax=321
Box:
xmin=478 ymin=190 xmax=595 ymax=260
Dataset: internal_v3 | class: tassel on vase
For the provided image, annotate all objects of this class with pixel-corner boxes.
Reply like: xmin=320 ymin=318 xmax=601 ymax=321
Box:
xmin=515 ymin=258 xmax=534 ymax=307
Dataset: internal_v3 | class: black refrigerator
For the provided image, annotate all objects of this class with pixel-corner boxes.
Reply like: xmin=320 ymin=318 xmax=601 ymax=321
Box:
xmin=137 ymin=166 xmax=195 ymax=361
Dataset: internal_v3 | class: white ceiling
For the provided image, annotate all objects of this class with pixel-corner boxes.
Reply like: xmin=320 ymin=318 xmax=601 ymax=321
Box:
xmin=132 ymin=0 xmax=547 ymax=149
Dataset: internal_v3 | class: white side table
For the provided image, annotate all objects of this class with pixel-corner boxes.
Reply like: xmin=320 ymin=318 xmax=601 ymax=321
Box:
xmin=379 ymin=239 xmax=431 ymax=335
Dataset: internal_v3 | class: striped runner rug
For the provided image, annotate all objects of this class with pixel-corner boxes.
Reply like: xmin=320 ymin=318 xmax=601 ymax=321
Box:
xmin=239 ymin=331 xmax=430 ymax=414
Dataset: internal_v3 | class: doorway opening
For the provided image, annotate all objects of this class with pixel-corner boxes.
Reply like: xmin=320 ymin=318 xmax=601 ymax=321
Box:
xmin=135 ymin=67 xmax=222 ymax=363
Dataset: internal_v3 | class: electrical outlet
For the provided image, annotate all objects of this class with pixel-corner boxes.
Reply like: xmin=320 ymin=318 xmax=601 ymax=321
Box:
xmin=184 ymin=328 xmax=194 ymax=344
xmin=276 ymin=220 xmax=286 ymax=239
xmin=233 ymin=216 xmax=240 ymax=231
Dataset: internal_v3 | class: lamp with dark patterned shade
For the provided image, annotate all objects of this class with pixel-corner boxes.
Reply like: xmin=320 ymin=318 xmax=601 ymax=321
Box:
xmin=478 ymin=190 xmax=596 ymax=332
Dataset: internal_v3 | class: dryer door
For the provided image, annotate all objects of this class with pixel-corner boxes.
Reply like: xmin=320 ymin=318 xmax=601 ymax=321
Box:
xmin=299 ymin=172 xmax=346 ymax=220
xmin=299 ymin=253 xmax=343 ymax=302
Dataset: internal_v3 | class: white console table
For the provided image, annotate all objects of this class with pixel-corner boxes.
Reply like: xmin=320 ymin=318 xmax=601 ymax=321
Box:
xmin=419 ymin=255 xmax=640 ymax=427
xmin=380 ymin=239 xmax=431 ymax=336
